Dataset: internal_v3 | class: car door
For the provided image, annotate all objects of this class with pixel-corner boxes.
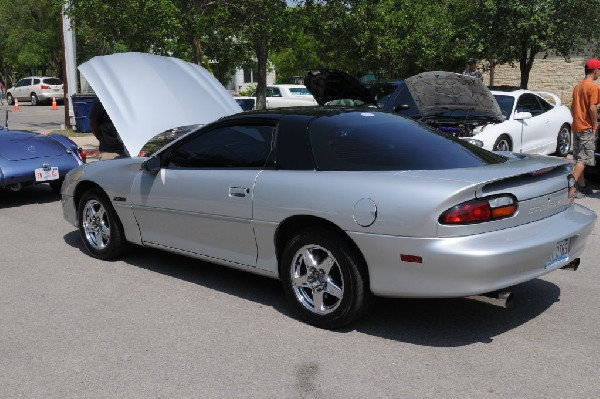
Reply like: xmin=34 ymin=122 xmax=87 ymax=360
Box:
xmin=265 ymin=86 xmax=283 ymax=108
xmin=14 ymin=78 xmax=31 ymax=101
xmin=516 ymin=93 xmax=550 ymax=153
xmin=131 ymin=122 xmax=275 ymax=267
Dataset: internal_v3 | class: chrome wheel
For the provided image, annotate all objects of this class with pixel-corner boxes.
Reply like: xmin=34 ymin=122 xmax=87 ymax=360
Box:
xmin=31 ymin=93 xmax=38 ymax=106
xmin=555 ymin=124 xmax=571 ymax=157
xmin=82 ymin=199 xmax=111 ymax=250
xmin=290 ymin=244 xmax=345 ymax=315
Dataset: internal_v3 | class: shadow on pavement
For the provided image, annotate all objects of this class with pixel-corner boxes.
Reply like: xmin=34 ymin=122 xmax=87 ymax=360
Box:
xmin=0 ymin=184 xmax=59 ymax=207
xmin=63 ymin=230 xmax=561 ymax=346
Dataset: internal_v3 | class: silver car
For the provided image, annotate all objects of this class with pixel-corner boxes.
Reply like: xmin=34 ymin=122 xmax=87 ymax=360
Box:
xmin=6 ymin=76 xmax=64 ymax=106
xmin=61 ymin=53 xmax=596 ymax=329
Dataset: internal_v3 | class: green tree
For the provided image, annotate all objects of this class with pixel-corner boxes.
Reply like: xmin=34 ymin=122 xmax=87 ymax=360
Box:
xmin=465 ymin=0 xmax=600 ymax=88
xmin=0 ymin=0 xmax=64 ymax=86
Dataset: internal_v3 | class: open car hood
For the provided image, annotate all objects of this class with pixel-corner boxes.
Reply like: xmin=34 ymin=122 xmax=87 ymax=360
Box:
xmin=404 ymin=71 xmax=502 ymax=120
xmin=304 ymin=69 xmax=378 ymax=106
xmin=79 ymin=52 xmax=242 ymax=157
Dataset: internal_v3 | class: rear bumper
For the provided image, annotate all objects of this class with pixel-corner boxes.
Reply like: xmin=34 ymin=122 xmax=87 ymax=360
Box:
xmin=349 ymin=204 xmax=596 ymax=297
xmin=38 ymin=92 xmax=64 ymax=102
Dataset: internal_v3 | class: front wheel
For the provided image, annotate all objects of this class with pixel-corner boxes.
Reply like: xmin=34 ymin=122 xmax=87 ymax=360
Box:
xmin=7 ymin=94 xmax=14 ymax=105
xmin=78 ymin=188 xmax=129 ymax=259
xmin=554 ymin=124 xmax=571 ymax=157
xmin=493 ymin=134 xmax=512 ymax=152
xmin=280 ymin=228 xmax=371 ymax=329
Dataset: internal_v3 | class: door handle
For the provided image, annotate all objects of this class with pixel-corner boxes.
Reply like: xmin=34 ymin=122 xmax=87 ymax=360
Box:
xmin=229 ymin=187 xmax=250 ymax=198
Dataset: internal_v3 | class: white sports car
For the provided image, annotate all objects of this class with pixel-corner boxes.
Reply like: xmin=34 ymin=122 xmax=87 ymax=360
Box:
xmin=487 ymin=88 xmax=572 ymax=157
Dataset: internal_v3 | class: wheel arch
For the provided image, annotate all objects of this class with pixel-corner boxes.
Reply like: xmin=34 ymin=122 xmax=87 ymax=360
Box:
xmin=274 ymin=215 xmax=370 ymax=283
xmin=494 ymin=133 xmax=514 ymax=150
xmin=73 ymin=181 xmax=109 ymax=222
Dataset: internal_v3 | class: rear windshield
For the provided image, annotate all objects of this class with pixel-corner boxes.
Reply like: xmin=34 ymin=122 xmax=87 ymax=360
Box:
xmin=42 ymin=78 xmax=63 ymax=85
xmin=309 ymin=112 xmax=506 ymax=171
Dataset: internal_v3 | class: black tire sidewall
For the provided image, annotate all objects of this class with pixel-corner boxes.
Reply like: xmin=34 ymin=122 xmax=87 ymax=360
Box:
xmin=493 ymin=134 xmax=511 ymax=151
xmin=280 ymin=228 xmax=368 ymax=329
xmin=78 ymin=189 xmax=126 ymax=260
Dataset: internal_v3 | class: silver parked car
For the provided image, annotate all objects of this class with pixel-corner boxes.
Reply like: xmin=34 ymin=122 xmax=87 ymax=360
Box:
xmin=61 ymin=53 xmax=596 ymax=329
xmin=6 ymin=76 xmax=64 ymax=106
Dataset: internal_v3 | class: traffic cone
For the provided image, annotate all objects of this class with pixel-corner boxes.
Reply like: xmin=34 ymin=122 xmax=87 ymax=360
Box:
xmin=14 ymin=98 xmax=20 ymax=112
xmin=51 ymin=97 xmax=58 ymax=110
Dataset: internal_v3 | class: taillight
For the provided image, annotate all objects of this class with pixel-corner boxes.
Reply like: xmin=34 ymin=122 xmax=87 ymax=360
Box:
xmin=78 ymin=147 xmax=87 ymax=163
xmin=439 ymin=195 xmax=518 ymax=225
xmin=40 ymin=85 xmax=51 ymax=89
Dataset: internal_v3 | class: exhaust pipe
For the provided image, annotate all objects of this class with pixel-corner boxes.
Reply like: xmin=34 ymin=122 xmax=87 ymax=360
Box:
xmin=561 ymin=258 xmax=580 ymax=271
xmin=470 ymin=290 xmax=513 ymax=308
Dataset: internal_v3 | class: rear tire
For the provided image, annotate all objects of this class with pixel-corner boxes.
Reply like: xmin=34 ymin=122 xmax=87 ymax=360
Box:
xmin=78 ymin=188 xmax=129 ymax=259
xmin=280 ymin=227 xmax=371 ymax=329
xmin=554 ymin=124 xmax=571 ymax=157
xmin=30 ymin=93 xmax=39 ymax=106
xmin=493 ymin=134 xmax=512 ymax=152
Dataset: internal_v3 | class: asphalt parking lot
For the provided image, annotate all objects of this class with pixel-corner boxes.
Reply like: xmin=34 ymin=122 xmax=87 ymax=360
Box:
xmin=1 ymin=104 xmax=600 ymax=398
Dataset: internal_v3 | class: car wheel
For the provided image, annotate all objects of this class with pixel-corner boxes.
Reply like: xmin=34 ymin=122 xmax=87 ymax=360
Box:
xmin=48 ymin=179 xmax=63 ymax=195
xmin=30 ymin=93 xmax=39 ymax=106
xmin=554 ymin=124 xmax=571 ymax=157
xmin=493 ymin=134 xmax=512 ymax=152
xmin=7 ymin=94 xmax=14 ymax=105
xmin=78 ymin=188 xmax=129 ymax=259
xmin=280 ymin=227 xmax=371 ymax=329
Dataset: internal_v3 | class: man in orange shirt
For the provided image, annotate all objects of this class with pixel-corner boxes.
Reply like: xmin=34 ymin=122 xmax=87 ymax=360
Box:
xmin=570 ymin=58 xmax=600 ymax=198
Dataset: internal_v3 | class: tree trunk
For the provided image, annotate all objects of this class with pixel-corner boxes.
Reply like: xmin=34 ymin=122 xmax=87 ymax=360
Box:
xmin=254 ymin=35 xmax=269 ymax=110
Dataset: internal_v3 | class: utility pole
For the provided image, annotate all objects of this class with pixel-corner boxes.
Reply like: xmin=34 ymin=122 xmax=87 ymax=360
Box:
xmin=61 ymin=2 xmax=78 ymax=129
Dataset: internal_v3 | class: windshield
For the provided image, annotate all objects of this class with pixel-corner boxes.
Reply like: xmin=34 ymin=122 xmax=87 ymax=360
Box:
xmin=367 ymin=83 xmax=399 ymax=108
xmin=493 ymin=94 xmax=515 ymax=120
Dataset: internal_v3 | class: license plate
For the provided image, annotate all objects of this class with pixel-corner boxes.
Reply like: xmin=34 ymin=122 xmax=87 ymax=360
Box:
xmin=34 ymin=166 xmax=59 ymax=182
xmin=545 ymin=238 xmax=569 ymax=269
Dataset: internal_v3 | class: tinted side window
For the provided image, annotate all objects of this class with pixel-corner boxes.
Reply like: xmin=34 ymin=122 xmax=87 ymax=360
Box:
xmin=309 ymin=112 xmax=506 ymax=171
xmin=17 ymin=79 xmax=31 ymax=87
xmin=516 ymin=93 xmax=543 ymax=116
xmin=32 ymin=78 xmax=40 ymax=85
xmin=167 ymin=124 xmax=274 ymax=168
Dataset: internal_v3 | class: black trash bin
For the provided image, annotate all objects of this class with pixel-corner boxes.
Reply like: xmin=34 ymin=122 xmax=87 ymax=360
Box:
xmin=71 ymin=93 xmax=98 ymax=132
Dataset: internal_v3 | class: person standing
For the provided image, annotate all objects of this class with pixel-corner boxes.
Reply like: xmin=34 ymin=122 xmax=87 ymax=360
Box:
xmin=0 ymin=80 xmax=4 ymax=105
xmin=89 ymin=98 xmax=128 ymax=160
xmin=462 ymin=59 xmax=483 ymax=81
xmin=570 ymin=58 xmax=600 ymax=198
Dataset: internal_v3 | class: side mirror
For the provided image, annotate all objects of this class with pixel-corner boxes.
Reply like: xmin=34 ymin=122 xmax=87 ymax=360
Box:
xmin=393 ymin=104 xmax=411 ymax=112
xmin=513 ymin=111 xmax=532 ymax=120
xmin=142 ymin=155 xmax=162 ymax=174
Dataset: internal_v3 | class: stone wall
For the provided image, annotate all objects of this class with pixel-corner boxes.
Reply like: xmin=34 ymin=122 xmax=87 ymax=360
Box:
xmin=481 ymin=56 xmax=590 ymax=106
